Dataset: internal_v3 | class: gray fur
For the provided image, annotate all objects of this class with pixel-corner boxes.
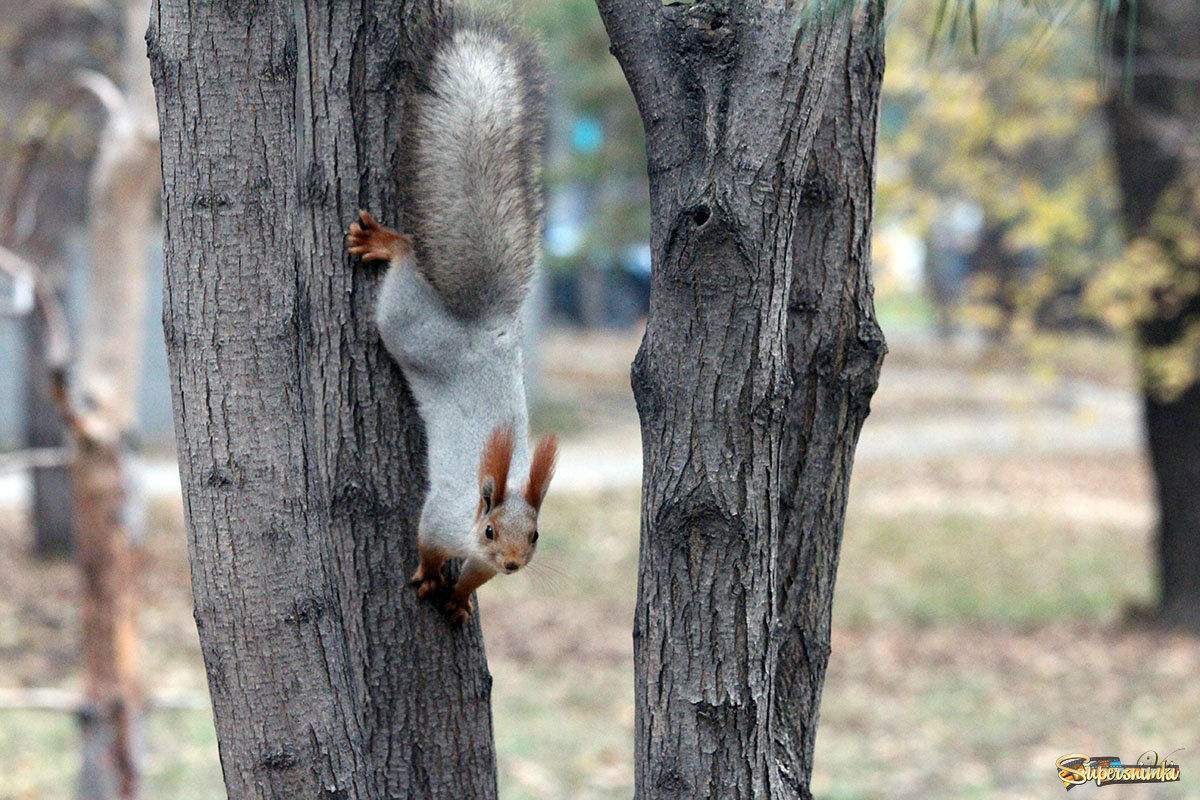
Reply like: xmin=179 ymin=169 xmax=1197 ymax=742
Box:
xmin=376 ymin=257 xmax=532 ymax=555
xmin=410 ymin=15 xmax=545 ymax=320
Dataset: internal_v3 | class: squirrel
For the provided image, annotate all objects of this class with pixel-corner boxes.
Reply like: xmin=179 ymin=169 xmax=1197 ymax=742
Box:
xmin=346 ymin=14 xmax=556 ymax=625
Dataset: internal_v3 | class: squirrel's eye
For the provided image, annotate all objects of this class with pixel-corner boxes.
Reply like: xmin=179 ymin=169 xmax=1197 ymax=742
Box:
xmin=485 ymin=525 xmax=494 ymax=540
xmin=531 ymin=530 xmax=539 ymax=544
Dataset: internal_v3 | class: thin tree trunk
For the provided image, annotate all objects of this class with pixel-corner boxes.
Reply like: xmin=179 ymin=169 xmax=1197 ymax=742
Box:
xmin=1107 ymin=0 xmax=1200 ymax=629
xmin=596 ymin=2 xmax=886 ymax=797
xmin=74 ymin=2 xmax=161 ymax=793
xmin=148 ymin=1 xmax=498 ymax=796
xmin=74 ymin=441 xmax=143 ymax=800
xmin=0 ymin=236 xmax=146 ymax=800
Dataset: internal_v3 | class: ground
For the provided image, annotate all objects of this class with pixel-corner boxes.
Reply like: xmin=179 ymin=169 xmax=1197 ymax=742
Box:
xmin=1 ymin=327 xmax=1197 ymax=799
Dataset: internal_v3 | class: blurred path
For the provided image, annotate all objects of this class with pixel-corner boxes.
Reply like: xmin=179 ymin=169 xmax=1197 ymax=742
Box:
xmin=858 ymin=364 xmax=1141 ymax=460
xmin=0 ymin=336 xmax=1144 ymax=506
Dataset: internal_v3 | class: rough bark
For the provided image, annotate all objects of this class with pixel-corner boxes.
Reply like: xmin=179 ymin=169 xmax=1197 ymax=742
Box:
xmin=1107 ymin=0 xmax=1200 ymax=629
xmin=149 ymin=1 xmax=498 ymax=797
xmin=596 ymin=1 xmax=886 ymax=797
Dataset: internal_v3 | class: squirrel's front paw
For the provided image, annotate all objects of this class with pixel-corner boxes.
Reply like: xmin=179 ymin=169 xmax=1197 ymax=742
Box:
xmin=347 ymin=210 xmax=413 ymax=263
xmin=444 ymin=597 xmax=474 ymax=626
xmin=411 ymin=563 xmax=445 ymax=599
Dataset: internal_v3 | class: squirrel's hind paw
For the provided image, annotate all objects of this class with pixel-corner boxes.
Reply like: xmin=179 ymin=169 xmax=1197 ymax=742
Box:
xmin=347 ymin=210 xmax=413 ymax=263
xmin=444 ymin=597 xmax=474 ymax=626
xmin=411 ymin=564 xmax=445 ymax=599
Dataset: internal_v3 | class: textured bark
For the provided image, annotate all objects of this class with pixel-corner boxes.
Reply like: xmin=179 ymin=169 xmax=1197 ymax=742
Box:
xmin=1107 ymin=0 xmax=1200 ymax=629
xmin=149 ymin=1 xmax=498 ymax=797
xmin=596 ymin=1 xmax=886 ymax=797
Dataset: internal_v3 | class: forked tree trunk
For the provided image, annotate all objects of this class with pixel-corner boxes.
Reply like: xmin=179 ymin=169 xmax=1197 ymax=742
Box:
xmin=148 ymin=1 xmax=498 ymax=796
xmin=1107 ymin=0 xmax=1200 ymax=629
xmin=595 ymin=1 xmax=886 ymax=797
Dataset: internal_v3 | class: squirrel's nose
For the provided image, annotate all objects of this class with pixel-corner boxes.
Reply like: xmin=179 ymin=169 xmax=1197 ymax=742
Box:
xmin=504 ymin=561 xmax=519 ymax=572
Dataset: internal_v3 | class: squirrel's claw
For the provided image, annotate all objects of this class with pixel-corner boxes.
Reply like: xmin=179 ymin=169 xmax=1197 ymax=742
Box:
xmin=346 ymin=210 xmax=413 ymax=263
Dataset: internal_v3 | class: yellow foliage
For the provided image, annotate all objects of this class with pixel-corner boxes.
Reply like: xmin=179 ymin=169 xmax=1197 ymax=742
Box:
xmin=1141 ymin=321 xmax=1200 ymax=401
xmin=1086 ymin=169 xmax=1200 ymax=398
xmin=878 ymin=0 xmax=1120 ymax=294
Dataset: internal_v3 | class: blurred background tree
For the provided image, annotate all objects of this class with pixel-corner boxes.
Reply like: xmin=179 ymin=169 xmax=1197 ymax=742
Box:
xmin=876 ymin=0 xmax=1200 ymax=629
xmin=523 ymin=0 xmax=651 ymax=328
xmin=875 ymin=0 xmax=1122 ymax=340
xmin=1100 ymin=0 xmax=1200 ymax=628
xmin=0 ymin=0 xmax=121 ymax=557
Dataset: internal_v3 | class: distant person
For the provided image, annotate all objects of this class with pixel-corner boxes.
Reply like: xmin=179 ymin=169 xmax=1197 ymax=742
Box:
xmin=926 ymin=200 xmax=983 ymax=340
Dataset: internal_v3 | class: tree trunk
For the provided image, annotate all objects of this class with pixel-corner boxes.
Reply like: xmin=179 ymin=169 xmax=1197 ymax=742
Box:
xmin=1145 ymin=385 xmax=1200 ymax=626
xmin=148 ymin=1 xmax=498 ymax=797
xmin=596 ymin=2 xmax=886 ymax=797
xmin=1107 ymin=0 xmax=1200 ymax=629
xmin=70 ymin=4 xmax=162 ymax=796
xmin=74 ymin=441 xmax=144 ymax=800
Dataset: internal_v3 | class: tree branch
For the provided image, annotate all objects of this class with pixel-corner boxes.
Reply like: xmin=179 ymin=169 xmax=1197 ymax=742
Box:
xmin=594 ymin=0 xmax=673 ymax=113
xmin=0 ymin=70 xmax=129 ymax=249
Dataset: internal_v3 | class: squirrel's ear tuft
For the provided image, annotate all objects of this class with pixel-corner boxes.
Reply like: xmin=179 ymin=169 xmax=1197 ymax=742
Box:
xmin=524 ymin=434 xmax=558 ymax=512
xmin=479 ymin=424 xmax=515 ymax=510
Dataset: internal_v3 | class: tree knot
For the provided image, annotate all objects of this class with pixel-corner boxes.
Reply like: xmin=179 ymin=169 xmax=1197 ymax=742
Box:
xmin=259 ymin=743 xmax=299 ymax=771
xmin=667 ymin=2 xmax=736 ymax=60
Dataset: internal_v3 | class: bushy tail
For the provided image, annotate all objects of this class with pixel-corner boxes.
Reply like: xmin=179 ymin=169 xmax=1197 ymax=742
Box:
xmin=411 ymin=15 xmax=545 ymax=320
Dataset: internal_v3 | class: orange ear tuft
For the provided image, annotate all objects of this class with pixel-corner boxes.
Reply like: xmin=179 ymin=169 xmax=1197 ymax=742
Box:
xmin=479 ymin=424 xmax=515 ymax=508
xmin=525 ymin=434 xmax=558 ymax=511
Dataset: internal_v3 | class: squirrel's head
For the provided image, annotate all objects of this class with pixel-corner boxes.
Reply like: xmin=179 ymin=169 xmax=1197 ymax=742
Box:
xmin=473 ymin=425 xmax=558 ymax=575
